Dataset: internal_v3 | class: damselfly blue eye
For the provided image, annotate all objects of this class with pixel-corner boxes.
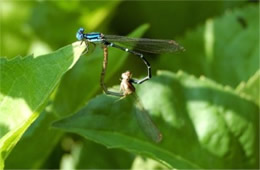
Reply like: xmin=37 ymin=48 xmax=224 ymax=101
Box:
xmin=76 ymin=32 xmax=83 ymax=40
xmin=76 ymin=28 xmax=85 ymax=40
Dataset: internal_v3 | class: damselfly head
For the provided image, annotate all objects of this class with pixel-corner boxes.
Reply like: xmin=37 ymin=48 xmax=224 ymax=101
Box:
xmin=121 ymin=71 xmax=132 ymax=81
xmin=76 ymin=28 xmax=85 ymax=40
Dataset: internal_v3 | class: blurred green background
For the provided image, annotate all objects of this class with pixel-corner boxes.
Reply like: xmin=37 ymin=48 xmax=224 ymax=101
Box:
xmin=1 ymin=0 xmax=259 ymax=169
xmin=0 ymin=0 xmax=249 ymax=57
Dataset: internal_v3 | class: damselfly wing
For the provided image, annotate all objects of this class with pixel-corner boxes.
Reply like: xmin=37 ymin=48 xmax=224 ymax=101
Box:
xmin=120 ymin=71 xmax=162 ymax=143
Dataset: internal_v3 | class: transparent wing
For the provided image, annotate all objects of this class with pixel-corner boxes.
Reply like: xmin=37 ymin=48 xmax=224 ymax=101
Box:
xmin=132 ymin=94 xmax=162 ymax=143
xmin=104 ymin=35 xmax=185 ymax=54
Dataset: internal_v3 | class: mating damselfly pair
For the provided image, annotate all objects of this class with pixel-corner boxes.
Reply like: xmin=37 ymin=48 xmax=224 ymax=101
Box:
xmin=76 ymin=28 xmax=184 ymax=142
xmin=76 ymin=28 xmax=184 ymax=96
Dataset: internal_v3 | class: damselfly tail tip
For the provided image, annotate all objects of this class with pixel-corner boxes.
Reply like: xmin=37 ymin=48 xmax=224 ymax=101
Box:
xmin=180 ymin=46 xmax=186 ymax=52
xmin=155 ymin=133 xmax=163 ymax=143
xmin=169 ymin=40 xmax=185 ymax=52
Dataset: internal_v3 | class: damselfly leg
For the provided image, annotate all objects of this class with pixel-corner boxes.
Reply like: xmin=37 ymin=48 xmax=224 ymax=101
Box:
xmin=100 ymin=40 xmax=151 ymax=96
xmin=80 ymin=40 xmax=89 ymax=55
xmin=100 ymin=45 xmax=123 ymax=97
xmin=105 ymin=41 xmax=152 ymax=84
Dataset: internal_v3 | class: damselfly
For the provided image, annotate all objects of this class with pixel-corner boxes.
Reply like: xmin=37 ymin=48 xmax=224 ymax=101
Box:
xmin=76 ymin=28 xmax=184 ymax=97
xmin=120 ymin=71 xmax=162 ymax=143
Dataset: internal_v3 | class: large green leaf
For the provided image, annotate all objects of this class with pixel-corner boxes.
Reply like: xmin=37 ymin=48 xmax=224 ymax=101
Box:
xmin=157 ymin=4 xmax=259 ymax=87
xmin=4 ymin=24 xmax=149 ymax=169
xmin=0 ymin=42 xmax=86 ymax=169
xmin=236 ymin=70 xmax=260 ymax=106
xmin=53 ymin=70 xmax=259 ymax=169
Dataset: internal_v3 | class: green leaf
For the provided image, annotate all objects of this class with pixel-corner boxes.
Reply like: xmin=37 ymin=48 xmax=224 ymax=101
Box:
xmin=157 ymin=4 xmax=259 ymax=87
xmin=53 ymin=70 xmax=259 ymax=169
xmin=236 ymin=69 xmax=260 ymax=106
xmin=0 ymin=42 xmax=86 ymax=169
xmin=52 ymin=24 xmax=150 ymax=117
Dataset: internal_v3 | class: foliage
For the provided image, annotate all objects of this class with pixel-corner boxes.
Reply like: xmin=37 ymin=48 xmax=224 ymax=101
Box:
xmin=0 ymin=42 xmax=86 ymax=169
xmin=236 ymin=70 xmax=260 ymax=106
xmin=0 ymin=1 xmax=259 ymax=169
xmin=53 ymin=70 xmax=259 ymax=169
xmin=157 ymin=5 xmax=259 ymax=87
